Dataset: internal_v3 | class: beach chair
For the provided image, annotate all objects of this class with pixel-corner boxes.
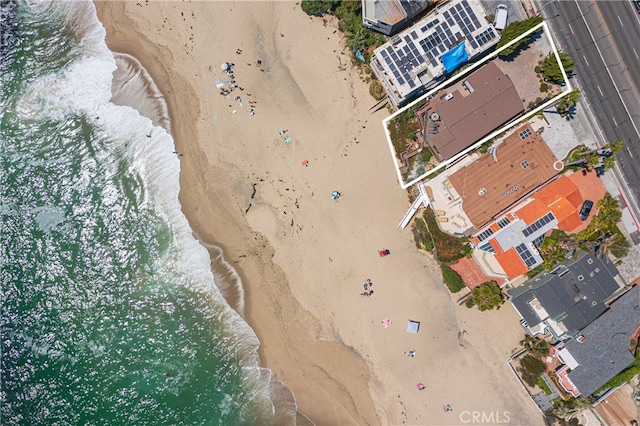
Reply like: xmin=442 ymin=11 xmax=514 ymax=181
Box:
xmin=379 ymin=249 xmax=391 ymax=257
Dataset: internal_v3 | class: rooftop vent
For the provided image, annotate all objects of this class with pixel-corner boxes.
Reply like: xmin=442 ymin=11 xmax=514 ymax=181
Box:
xmin=577 ymin=334 xmax=586 ymax=343
xmin=430 ymin=112 xmax=440 ymax=121
xmin=578 ymin=275 xmax=584 ymax=281
xmin=587 ymin=258 xmax=593 ymax=265
xmin=463 ymin=80 xmax=475 ymax=93
xmin=478 ymin=188 xmax=487 ymax=196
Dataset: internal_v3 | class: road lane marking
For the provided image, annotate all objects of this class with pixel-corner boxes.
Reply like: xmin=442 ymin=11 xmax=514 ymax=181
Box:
xmin=612 ymin=116 xmax=618 ymax=126
xmin=617 ymin=15 xmax=624 ymax=27
xmin=583 ymin=55 xmax=589 ymax=67
xmin=627 ymin=146 xmax=634 ymax=158
xmin=597 ymin=85 xmax=604 ymax=97
xmin=634 ymin=47 xmax=639 ymax=59
xmin=568 ymin=23 xmax=574 ymax=34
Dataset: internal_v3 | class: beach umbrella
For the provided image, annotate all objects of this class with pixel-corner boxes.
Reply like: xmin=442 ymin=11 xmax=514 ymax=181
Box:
xmin=221 ymin=62 xmax=229 ymax=71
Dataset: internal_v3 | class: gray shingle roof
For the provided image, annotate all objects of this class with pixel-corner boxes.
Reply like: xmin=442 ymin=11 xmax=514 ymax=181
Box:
xmin=564 ymin=286 xmax=640 ymax=396
xmin=509 ymin=254 xmax=621 ymax=334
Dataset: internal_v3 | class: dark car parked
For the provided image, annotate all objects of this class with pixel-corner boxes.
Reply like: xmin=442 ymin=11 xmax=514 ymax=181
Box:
xmin=580 ymin=200 xmax=594 ymax=221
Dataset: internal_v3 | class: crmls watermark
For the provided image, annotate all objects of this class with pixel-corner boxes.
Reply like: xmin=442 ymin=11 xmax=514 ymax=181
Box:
xmin=459 ymin=411 xmax=511 ymax=424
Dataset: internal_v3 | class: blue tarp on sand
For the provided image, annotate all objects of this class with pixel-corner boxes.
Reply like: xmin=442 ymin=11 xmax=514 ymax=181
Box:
xmin=440 ymin=42 xmax=468 ymax=74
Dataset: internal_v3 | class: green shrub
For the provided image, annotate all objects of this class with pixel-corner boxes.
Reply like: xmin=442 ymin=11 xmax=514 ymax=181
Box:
xmin=420 ymin=148 xmax=432 ymax=163
xmin=539 ymin=83 xmax=548 ymax=92
xmin=422 ymin=209 xmax=470 ymax=262
xmin=521 ymin=354 xmax=546 ymax=375
xmin=537 ymin=375 xmax=553 ymax=395
xmin=369 ymin=79 xmax=385 ymax=100
xmin=534 ymin=65 xmax=542 ymax=74
xmin=440 ymin=264 xmax=466 ymax=293
xmin=497 ymin=16 xmax=544 ymax=57
xmin=471 ymin=281 xmax=503 ymax=311
xmin=300 ymin=0 xmax=338 ymax=16
xmin=540 ymin=51 xmax=576 ymax=84
xmin=387 ymin=109 xmax=419 ymax=156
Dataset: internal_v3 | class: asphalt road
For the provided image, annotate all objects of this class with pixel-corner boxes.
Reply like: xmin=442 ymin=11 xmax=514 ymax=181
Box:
xmin=539 ymin=0 xmax=640 ymax=213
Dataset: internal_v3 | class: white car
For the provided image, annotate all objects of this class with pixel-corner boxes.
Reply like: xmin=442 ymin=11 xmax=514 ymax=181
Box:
xmin=494 ymin=4 xmax=509 ymax=31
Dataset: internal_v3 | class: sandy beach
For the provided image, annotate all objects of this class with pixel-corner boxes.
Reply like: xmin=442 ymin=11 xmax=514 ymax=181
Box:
xmin=95 ymin=1 xmax=545 ymax=424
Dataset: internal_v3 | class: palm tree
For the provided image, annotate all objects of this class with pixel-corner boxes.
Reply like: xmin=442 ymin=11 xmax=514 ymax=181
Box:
xmin=599 ymin=233 xmax=631 ymax=258
xmin=541 ymin=245 xmax=566 ymax=270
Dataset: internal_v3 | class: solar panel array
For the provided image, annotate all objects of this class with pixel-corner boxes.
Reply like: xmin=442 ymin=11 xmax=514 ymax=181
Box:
xmin=476 ymin=227 xmax=494 ymax=242
xmin=377 ymin=0 xmax=495 ymax=92
xmin=522 ymin=212 xmax=555 ymax=237
xmin=516 ymin=243 xmax=537 ymax=268
xmin=474 ymin=27 xmax=497 ymax=48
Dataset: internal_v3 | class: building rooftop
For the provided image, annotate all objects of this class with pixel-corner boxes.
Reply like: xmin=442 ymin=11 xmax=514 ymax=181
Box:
xmin=417 ymin=61 xmax=525 ymax=160
xmin=362 ymin=0 xmax=432 ymax=35
xmin=564 ymin=286 xmax=640 ymax=396
xmin=509 ymin=254 xmax=622 ymax=336
xmin=470 ymin=173 xmax=599 ymax=279
xmin=370 ymin=0 xmax=497 ymax=106
xmin=515 ymin=175 xmax=583 ymax=232
xmin=448 ymin=123 xmax=558 ymax=228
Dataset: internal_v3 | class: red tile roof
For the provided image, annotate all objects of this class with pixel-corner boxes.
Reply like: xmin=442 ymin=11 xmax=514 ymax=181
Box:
xmin=450 ymin=257 xmax=506 ymax=289
xmin=515 ymin=175 xmax=583 ymax=232
xmin=494 ymin=247 xmax=528 ymax=279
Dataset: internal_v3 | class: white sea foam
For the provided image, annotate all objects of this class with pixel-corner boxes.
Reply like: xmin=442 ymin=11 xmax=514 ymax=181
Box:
xmin=111 ymin=53 xmax=171 ymax=134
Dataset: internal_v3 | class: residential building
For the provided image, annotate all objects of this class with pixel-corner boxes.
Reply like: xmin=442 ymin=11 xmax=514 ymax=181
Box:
xmin=554 ymin=286 xmax=640 ymax=397
xmin=370 ymin=0 xmax=498 ymax=107
xmin=416 ymin=61 xmax=524 ymax=160
xmin=362 ymin=0 xmax=432 ymax=36
xmin=508 ymin=253 xmax=623 ymax=340
xmin=471 ymin=174 xmax=595 ymax=279
xmin=447 ymin=122 xmax=558 ymax=232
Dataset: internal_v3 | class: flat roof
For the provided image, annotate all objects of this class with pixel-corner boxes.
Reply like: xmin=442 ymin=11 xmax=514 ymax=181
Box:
xmin=448 ymin=123 xmax=558 ymax=228
xmin=371 ymin=0 xmax=496 ymax=105
xmin=417 ymin=61 xmax=524 ymax=160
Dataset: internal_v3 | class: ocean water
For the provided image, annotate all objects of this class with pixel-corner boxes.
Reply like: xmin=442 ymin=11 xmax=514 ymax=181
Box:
xmin=0 ymin=1 xmax=295 ymax=424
